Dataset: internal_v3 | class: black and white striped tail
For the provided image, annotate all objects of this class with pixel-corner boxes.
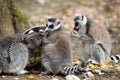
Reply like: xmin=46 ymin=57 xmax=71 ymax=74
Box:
xmin=8 ymin=37 xmax=26 ymax=54
xmin=62 ymin=64 xmax=88 ymax=75
xmin=110 ymin=55 xmax=120 ymax=63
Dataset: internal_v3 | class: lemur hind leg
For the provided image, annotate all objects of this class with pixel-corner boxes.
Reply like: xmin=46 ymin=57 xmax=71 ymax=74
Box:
xmin=92 ymin=43 xmax=110 ymax=67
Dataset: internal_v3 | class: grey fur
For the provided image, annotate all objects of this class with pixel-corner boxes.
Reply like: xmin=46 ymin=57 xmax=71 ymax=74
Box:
xmin=40 ymin=17 xmax=89 ymax=75
xmin=0 ymin=33 xmax=28 ymax=74
xmin=71 ymin=13 xmax=111 ymax=64
xmin=41 ymin=17 xmax=73 ymax=74
xmin=0 ymin=32 xmax=45 ymax=74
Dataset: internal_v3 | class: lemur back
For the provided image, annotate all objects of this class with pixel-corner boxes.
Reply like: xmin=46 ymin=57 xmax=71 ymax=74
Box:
xmin=41 ymin=29 xmax=72 ymax=73
xmin=88 ymin=22 xmax=111 ymax=56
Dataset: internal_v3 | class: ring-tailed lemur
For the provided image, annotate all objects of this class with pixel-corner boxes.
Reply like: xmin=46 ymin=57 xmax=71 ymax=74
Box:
xmin=0 ymin=32 xmax=45 ymax=74
xmin=71 ymin=13 xmax=120 ymax=65
xmin=0 ymin=33 xmax=29 ymax=74
xmin=40 ymin=16 xmax=90 ymax=75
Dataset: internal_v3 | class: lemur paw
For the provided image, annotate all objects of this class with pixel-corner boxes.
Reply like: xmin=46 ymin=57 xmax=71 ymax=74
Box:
xmin=71 ymin=32 xmax=75 ymax=37
xmin=71 ymin=32 xmax=80 ymax=39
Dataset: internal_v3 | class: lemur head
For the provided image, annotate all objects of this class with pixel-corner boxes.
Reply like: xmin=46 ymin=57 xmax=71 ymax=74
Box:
xmin=73 ymin=13 xmax=88 ymax=34
xmin=22 ymin=26 xmax=47 ymax=48
xmin=23 ymin=25 xmax=46 ymax=35
xmin=45 ymin=16 xmax=61 ymax=32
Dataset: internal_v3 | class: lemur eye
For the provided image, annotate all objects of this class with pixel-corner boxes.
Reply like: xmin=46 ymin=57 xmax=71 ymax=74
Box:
xmin=75 ymin=22 xmax=79 ymax=26
xmin=49 ymin=24 xmax=54 ymax=29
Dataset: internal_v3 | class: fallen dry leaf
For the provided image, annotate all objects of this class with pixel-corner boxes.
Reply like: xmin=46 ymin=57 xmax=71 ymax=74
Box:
xmin=28 ymin=75 xmax=35 ymax=79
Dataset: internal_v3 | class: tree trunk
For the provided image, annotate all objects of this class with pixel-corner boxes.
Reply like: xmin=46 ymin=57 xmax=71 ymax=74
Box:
xmin=0 ymin=0 xmax=29 ymax=37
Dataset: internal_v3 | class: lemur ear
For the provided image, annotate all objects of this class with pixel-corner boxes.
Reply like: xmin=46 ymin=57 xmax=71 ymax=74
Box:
xmin=46 ymin=16 xmax=52 ymax=21
xmin=74 ymin=13 xmax=83 ymax=21
xmin=75 ymin=13 xmax=84 ymax=17
xmin=55 ymin=19 xmax=61 ymax=25
xmin=75 ymin=14 xmax=80 ymax=17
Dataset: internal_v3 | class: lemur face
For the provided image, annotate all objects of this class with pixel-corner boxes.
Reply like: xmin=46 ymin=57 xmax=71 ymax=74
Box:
xmin=73 ymin=14 xmax=87 ymax=34
xmin=45 ymin=17 xmax=61 ymax=32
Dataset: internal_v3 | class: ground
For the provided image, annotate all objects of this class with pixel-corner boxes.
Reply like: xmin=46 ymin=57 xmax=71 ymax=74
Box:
xmin=1 ymin=71 xmax=120 ymax=80
xmin=0 ymin=0 xmax=120 ymax=80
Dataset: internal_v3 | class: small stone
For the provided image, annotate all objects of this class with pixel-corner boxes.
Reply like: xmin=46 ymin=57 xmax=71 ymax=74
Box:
xmin=101 ymin=66 xmax=109 ymax=72
xmin=13 ymin=77 xmax=19 ymax=80
xmin=111 ymin=76 xmax=116 ymax=79
xmin=65 ymin=75 xmax=80 ymax=80
xmin=94 ymin=69 xmax=101 ymax=73
xmin=98 ymin=72 xmax=104 ymax=75
xmin=116 ymin=66 xmax=120 ymax=71
xmin=83 ymin=72 xmax=94 ymax=78
xmin=94 ymin=69 xmax=104 ymax=75
xmin=52 ymin=78 xmax=59 ymax=80
xmin=2 ymin=75 xmax=6 ymax=78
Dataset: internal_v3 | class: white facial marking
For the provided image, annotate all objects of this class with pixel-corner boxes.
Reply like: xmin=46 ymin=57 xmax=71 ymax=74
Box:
xmin=55 ymin=19 xmax=60 ymax=25
xmin=45 ymin=27 xmax=49 ymax=31
xmin=39 ymin=29 xmax=44 ymax=32
xmin=28 ymin=30 xmax=34 ymax=34
xmin=47 ymin=22 xmax=53 ymax=26
xmin=54 ymin=22 xmax=61 ymax=31
xmin=75 ymin=13 xmax=87 ymax=26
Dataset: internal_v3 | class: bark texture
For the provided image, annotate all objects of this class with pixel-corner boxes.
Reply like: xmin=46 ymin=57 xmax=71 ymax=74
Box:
xmin=0 ymin=0 xmax=29 ymax=37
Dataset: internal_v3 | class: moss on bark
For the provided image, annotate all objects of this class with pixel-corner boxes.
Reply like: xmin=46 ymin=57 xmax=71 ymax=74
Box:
xmin=0 ymin=0 xmax=29 ymax=37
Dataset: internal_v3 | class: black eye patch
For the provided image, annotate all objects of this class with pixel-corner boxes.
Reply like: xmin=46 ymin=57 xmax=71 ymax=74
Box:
xmin=81 ymin=15 xmax=84 ymax=21
xmin=49 ymin=24 xmax=54 ymax=29
xmin=75 ymin=22 xmax=79 ymax=26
